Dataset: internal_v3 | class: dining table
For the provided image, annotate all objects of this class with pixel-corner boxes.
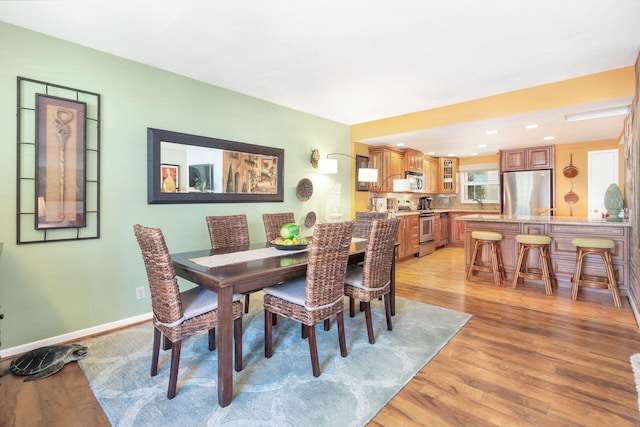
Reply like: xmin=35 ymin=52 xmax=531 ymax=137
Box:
xmin=171 ymin=238 xmax=397 ymax=407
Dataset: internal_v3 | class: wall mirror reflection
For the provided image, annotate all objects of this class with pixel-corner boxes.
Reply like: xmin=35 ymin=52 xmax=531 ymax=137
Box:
xmin=148 ymin=128 xmax=284 ymax=204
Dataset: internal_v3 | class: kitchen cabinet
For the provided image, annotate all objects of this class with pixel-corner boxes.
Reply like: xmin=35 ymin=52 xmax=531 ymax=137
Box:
xmin=435 ymin=212 xmax=449 ymax=248
xmin=423 ymin=156 xmax=439 ymax=193
xmin=397 ymin=214 xmax=419 ymax=259
xmin=368 ymin=146 xmax=405 ymax=192
xmin=449 ymin=211 xmax=467 ymax=247
xmin=404 ymin=149 xmax=423 ymax=173
xmin=438 ymin=157 xmax=458 ymax=193
xmin=500 ymin=145 xmax=554 ymax=172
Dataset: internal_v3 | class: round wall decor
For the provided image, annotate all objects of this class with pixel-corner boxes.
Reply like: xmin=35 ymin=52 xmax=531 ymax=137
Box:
xmin=296 ymin=178 xmax=313 ymax=201
xmin=304 ymin=211 xmax=317 ymax=228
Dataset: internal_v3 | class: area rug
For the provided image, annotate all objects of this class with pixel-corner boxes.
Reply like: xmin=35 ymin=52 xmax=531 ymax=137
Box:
xmin=631 ymin=353 xmax=640 ymax=411
xmin=78 ymin=296 xmax=471 ymax=426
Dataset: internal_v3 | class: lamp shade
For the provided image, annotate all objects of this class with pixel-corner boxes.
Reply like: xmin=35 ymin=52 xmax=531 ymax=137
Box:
xmin=318 ymin=158 xmax=338 ymax=174
xmin=357 ymin=167 xmax=378 ymax=182
xmin=392 ymin=179 xmax=411 ymax=192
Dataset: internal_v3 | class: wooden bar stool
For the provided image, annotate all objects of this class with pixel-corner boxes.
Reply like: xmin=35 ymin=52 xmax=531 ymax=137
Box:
xmin=570 ymin=238 xmax=622 ymax=308
xmin=466 ymin=231 xmax=506 ymax=287
xmin=511 ymin=234 xmax=555 ymax=296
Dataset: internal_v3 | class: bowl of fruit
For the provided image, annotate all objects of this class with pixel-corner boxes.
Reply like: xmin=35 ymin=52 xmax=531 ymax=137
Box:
xmin=271 ymin=223 xmax=310 ymax=250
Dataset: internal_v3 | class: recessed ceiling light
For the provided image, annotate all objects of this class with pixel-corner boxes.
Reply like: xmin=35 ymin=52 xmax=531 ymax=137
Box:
xmin=485 ymin=130 xmax=498 ymax=135
xmin=396 ymin=143 xmax=405 ymax=147
xmin=447 ymin=153 xmax=455 ymax=156
xmin=478 ymin=144 xmax=488 ymax=148
xmin=470 ymin=152 xmax=478 ymax=156
xmin=564 ymin=105 xmax=630 ymax=122
xmin=426 ymin=152 xmax=436 ymax=155
xmin=543 ymin=136 xmax=555 ymax=141
xmin=525 ymin=124 xmax=539 ymax=129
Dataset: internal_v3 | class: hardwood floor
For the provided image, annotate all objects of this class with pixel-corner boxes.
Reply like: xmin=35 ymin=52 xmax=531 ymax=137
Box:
xmin=2 ymin=247 xmax=639 ymax=426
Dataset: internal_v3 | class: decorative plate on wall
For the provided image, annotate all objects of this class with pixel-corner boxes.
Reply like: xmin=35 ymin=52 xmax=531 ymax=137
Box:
xmin=304 ymin=211 xmax=317 ymax=228
xmin=296 ymin=178 xmax=313 ymax=201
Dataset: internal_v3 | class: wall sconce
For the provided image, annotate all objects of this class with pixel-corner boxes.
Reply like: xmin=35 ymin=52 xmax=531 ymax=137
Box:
xmin=317 ymin=152 xmax=378 ymax=182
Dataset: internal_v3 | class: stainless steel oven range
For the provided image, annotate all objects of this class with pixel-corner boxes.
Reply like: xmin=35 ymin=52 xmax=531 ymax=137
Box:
xmin=418 ymin=210 xmax=435 ymax=257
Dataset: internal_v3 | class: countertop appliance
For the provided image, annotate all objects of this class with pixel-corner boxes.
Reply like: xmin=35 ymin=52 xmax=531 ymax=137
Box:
xmin=502 ymin=170 xmax=553 ymax=216
xmin=405 ymin=171 xmax=423 ymax=191
xmin=418 ymin=196 xmax=432 ymax=211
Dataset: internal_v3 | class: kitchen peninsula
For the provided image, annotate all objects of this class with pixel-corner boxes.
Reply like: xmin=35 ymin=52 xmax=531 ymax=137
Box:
xmin=457 ymin=214 xmax=632 ymax=294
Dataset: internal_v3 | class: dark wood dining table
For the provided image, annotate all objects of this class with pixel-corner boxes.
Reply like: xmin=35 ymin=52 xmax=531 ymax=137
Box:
xmin=171 ymin=239 xmax=397 ymax=407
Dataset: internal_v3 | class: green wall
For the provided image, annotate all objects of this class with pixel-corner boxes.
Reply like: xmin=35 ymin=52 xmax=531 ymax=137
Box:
xmin=0 ymin=22 xmax=351 ymax=352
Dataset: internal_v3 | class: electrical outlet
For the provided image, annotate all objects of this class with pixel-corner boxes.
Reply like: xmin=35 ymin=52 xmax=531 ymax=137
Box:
xmin=136 ymin=286 xmax=145 ymax=300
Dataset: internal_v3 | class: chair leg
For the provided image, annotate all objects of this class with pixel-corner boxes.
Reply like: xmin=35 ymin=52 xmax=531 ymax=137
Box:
xmin=264 ymin=309 xmax=273 ymax=358
xmin=308 ymin=324 xmax=320 ymax=377
xmin=490 ymin=243 xmax=501 ymax=287
xmin=337 ymin=312 xmax=348 ymax=357
xmin=302 ymin=324 xmax=308 ymax=339
xmin=324 ymin=319 xmax=331 ymax=331
xmin=151 ymin=327 xmax=161 ymax=377
xmin=162 ymin=334 xmax=171 ymax=350
xmin=234 ymin=317 xmax=243 ymax=371
xmin=349 ymin=297 xmax=355 ymax=317
xmin=384 ymin=293 xmax=393 ymax=332
xmin=244 ymin=294 xmax=250 ymax=314
xmin=603 ymin=251 xmax=622 ymax=308
xmin=571 ymin=249 xmax=585 ymax=301
xmin=167 ymin=340 xmax=182 ymax=399
xmin=496 ymin=244 xmax=507 ymax=281
xmin=539 ymin=246 xmax=553 ymax=296
xmin=466 ymin=241 xmax=480 ymax=281
xmin=511 ymin=244 xmax=526 ymax=289
xmin=209 ymin=328 xmax=216 ymax=351
xmin=364 ymin=302 xmax=375 ymax=344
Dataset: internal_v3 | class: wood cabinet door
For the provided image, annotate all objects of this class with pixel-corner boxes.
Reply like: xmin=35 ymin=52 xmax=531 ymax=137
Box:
xmin=500 ymin=149 xmax=527 ymax=171
xmin=434 ymin=215 xmax=441 ymax=246
xmin=449 ymin=212 xmax=466 ymax=247
xmin=439 ymin=157 xmax=458 ymax=193
xmin=527 ymin=146 xmax=553 ymax=169
xmin=423 ymin=156 xmax=439 ymax=193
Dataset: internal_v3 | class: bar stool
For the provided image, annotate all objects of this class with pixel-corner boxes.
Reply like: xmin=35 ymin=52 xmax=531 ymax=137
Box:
xmin=570 ymin=238 xmax=622 ymax=308
xmin=511 ymin=234 xmax=555 ymax=296
xmin=466 ymin=231 xmax=506 ymax=287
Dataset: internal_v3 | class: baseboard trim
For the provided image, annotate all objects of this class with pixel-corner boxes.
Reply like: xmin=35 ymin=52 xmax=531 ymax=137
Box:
xmin=0 ymin=312 xmax=153 ymax=359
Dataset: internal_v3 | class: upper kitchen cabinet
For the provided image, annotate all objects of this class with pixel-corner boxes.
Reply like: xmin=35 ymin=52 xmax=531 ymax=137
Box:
xmin=368 ymin=146 xmax=405 ymax=192
xmin=404 ymin=149 xmax=423 ymax=173
xmin=423 ymin=155 xmax=439 ymax=193
xmin=438 ymin=157 xmax=458 ymax=193
xmin=500 ymin=145 xmax=554 ymax=172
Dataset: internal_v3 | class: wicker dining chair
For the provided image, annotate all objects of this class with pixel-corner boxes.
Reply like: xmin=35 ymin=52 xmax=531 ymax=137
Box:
xmin=353 ymin=211 xmax=388 ymax=240
xmin=344 ymin=217 xmax=400 ymax=344
xmin=205 ymin=214 xmax=254 ymax=313
xmin=133 ymin=224 xmax=244 ymax=399
xmin=263 ymin=221 xmax=354 ymax=377
xmin=262 ymin=212 xmax=295 ymax=245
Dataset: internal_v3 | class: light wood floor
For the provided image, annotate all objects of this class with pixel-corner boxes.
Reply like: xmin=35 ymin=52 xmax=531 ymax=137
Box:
xmin=2 ymin=247 xmax=639 ymax=426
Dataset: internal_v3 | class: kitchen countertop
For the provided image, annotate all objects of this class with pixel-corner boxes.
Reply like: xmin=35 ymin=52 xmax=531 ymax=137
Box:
xmin=455 ymin=213 xmax=632 ymax=227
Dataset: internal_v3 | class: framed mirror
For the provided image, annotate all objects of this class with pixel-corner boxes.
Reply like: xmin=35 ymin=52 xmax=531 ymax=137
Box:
xmin=148 ymin=128 xmax=284 ymax=204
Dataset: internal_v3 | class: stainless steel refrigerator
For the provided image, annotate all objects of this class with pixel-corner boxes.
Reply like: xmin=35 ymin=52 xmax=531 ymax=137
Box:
xmin=501 ymin=170 xmax=553 ymax=216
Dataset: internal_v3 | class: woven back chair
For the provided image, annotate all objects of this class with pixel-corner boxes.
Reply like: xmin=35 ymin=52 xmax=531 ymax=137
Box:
xmin=354 ymin=211 xmax=388 ymax=240
xmin=133 ymin=224 xmax=244 ymax=399
xmin=344 ymin=217 xmax=400 ymax=344
xmin=262 ymin=212 xmax=295 ymax=245
xmin=263 ymin=221 xmax=354 ymax=377
xmin=206 ymin=214 xmax=250 ymax=249
xmin=205 ymin=214 xmax=255 ymax=312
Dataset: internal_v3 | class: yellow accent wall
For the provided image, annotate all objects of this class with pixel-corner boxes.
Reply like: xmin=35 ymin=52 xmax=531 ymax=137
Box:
xmin=351 ymin=67 xmax=635 ymax=140
xmin=349 ymin=67 xmax=635 ymax=214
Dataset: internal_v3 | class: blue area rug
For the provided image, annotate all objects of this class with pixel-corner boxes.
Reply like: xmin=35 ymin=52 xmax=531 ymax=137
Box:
xmin=78 ymin=296 xmax=471 ymax=426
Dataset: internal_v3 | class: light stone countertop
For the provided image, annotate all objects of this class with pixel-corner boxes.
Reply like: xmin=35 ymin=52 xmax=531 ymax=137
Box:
xmin=454 ymin=213 xmax=632 ymax=227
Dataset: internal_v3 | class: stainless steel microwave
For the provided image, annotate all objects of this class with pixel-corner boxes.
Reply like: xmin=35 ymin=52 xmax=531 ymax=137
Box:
xmin=405 ymin=171 xmax=424 ymax=191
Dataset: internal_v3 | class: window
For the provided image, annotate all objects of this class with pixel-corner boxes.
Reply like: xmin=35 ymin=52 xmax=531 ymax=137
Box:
xmin=461 ymin=170 xmax=500 ymax=203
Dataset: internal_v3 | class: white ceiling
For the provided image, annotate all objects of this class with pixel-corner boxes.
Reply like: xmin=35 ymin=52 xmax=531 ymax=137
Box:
xmin=2 ymin=1 xmax=639 ymax=157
